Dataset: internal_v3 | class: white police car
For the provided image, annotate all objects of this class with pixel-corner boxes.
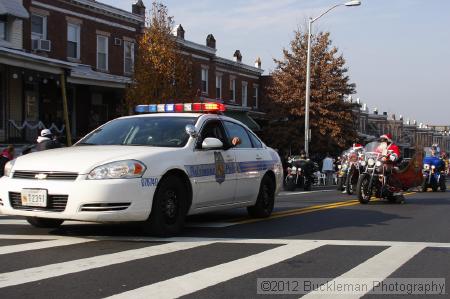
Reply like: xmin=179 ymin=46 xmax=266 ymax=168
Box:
xmin=0 ymin=102 xmax=283 ymax=236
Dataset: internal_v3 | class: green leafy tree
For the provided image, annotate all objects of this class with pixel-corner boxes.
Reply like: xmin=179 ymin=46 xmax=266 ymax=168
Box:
xmin=262 ymin=30 xmax=358 ymax=156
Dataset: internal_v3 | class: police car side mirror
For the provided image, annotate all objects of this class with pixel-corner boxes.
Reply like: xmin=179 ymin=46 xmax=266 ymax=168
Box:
xmin=202 ymin=138 xmax=224 ymax=150
xmin=185 ymin=124 xmax=199 ymax=138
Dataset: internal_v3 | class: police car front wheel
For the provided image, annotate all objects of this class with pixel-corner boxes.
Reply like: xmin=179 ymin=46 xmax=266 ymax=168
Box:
xmin=142 ymin=175 xmax=188 ymax=237
xmin=247 ymin=175 xmax=275 ymax=218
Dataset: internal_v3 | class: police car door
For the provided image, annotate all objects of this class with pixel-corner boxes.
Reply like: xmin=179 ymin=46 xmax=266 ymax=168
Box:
xmin=189 ymin=119 xmax=237 ymax=208
xmin=222 ymin=120 xmax=262 ymax=203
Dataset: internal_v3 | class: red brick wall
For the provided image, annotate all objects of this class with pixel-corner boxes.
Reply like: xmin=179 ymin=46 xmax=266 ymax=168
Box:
xmin=22 ymin=0 xmax=142 ymax=77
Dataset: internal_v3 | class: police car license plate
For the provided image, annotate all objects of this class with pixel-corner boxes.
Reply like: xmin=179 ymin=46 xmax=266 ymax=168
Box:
xmin=21 ymin=189 xmax=47 ymax=207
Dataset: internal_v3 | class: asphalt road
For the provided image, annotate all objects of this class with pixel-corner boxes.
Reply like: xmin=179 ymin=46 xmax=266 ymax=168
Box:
xmin=0 ymin=186 xmax=449 ymax=298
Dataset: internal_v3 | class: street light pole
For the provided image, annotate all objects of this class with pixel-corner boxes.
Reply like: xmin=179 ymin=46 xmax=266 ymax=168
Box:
xmin=304 ymin=0 xmax=361 ymax=158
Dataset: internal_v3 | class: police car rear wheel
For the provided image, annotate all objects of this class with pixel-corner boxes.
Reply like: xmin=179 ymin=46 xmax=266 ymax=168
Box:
xmin=26 ymin=217 xmax=64 ymax=228
xmin=143 ymin=176 xmax=187 ymax=237
xmin=247 ymin=175 xmax=275 ymax=218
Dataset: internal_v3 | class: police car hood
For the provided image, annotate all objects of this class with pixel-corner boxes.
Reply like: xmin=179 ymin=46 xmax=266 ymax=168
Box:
xmin=12 ymin=145 xmax=173 ymax=174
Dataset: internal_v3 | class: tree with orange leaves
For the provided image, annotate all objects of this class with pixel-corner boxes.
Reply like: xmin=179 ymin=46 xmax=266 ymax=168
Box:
xmin=126 ymin=1 xmax=194 ymax=109
xmin=261 ymin=30 xmax=358 ymax=156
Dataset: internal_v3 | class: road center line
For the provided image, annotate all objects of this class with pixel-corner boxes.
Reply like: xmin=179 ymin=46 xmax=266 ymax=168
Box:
xmin=0 ymin=241 xmax=213 ymax=288
xmin=301 ymin=245 xmax=426 ymax=299
xmin=105 ymin=242 xmax=326 ymax=299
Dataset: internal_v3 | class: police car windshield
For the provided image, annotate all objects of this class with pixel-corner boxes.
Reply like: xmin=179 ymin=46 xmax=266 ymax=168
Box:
xmin=77 ymin=116 xmax=197 ymax=147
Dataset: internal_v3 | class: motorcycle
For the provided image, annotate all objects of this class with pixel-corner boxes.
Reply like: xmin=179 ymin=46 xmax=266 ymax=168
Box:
xmin=285 ymin=156 xmax=317 ymax=191
xmin=344 ymin=149 xmax=364 ymax=195
xmin=422 ymin=147 xmax=446 ymax=192
xmin=336 ymin=151 xmax=349 ymax=191
xmin=356 ymin=141 xmax=423 ymax=204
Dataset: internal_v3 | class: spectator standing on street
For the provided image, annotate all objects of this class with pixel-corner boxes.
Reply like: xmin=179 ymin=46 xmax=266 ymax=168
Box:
xmin=0 ymin=144 xmax=15 ymax=176
xmin=322 ymin=153 xmax=334 ymax=185
xmin=35 ymin=129 xmax=62 ymax=152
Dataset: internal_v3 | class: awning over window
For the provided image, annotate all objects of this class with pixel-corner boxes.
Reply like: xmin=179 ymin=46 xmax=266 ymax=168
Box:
xmin=223 ymin=111 xmax=261 ymax=132
xmin=0 ymin=0 xmax=30 ymax=19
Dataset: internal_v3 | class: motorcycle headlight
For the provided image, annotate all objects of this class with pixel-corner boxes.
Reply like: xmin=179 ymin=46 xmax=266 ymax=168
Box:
xmin=87 ymin=160 xmax=146 ymax=180
xmin=376 ymin=161 xmax=382 ymax=167
xmin=338 ymin=165 xmax=342 ymax=170
xmin=424 ymin=164 xmax=430 ymax=170
xmin=3 ymin=159 xmax=15 ymax=177
xmin=368 ymin=158 xmax=375 ymax=166
xmin=292 ymin=166 xmax=297 ymax=171
xmin=360 ymin=161 xmax=366 ymax=167
xmin=431 ymin=165 xmax=436 ymax=170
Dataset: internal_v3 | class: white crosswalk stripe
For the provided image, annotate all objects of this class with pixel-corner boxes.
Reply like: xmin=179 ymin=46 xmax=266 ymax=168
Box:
xmin=301 ymin=245 xmax=426 ymax=299
xmin=0 ymin=240 xmax=213 ymax=288
xmin=106 ymin=241 xmax=326 ymax=299
xmin=0 ymin=235 xmax=447 ymax=298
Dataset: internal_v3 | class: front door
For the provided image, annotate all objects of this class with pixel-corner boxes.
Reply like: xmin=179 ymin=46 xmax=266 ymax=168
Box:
xmin=222 ymin=120 xmax=262 ymax=203
xmin=188 ymin=120 xmax=237 ymax=208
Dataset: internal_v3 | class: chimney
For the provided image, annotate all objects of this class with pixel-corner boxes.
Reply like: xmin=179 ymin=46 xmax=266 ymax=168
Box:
xmin=392 ymin=114 xmax=396 ymax=120
xmin=362 ymin=103 xmax=367 ymax=111
xmin=406 ymin=118 xmax=411 ymax=125
xmin=383 ymin=112 xmax=388 ymax=116
xmin=413 ymin=120 xmax=417 ymax=125
xmin=206 ymin=34 xmax=216 ymax=49
xmin=373 ymin=108 xmax=378 ymax=115
xmin=255 ymin=57 xmax=261 ymax=68
xmin=132 ymin=0 xmax=146 ymax=17
xmin=356 ymin=98 xmax=360 ymax=104
xmin=399 ymin=115 xmax=403 ymax=121
xmin=174 ymin=24 xmax=185 ymax=39
xmin=233 ymin=50 xmax=242 ymax=62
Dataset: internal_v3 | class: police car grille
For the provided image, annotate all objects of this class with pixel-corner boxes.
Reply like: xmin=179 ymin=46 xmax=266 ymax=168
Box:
xmin=13 ymin=171 xmax=79 ymax=180
xmin=9 ymin=192 xmax=68 ymax=212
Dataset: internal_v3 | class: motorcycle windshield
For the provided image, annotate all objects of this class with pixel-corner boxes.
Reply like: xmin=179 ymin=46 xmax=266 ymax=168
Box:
xmin=363 ymin=141 xmax=382 ymax=160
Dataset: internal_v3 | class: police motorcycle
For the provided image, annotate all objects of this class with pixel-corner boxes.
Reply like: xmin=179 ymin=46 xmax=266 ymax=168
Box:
xmin=285 ymin=156 xmax=316 ymax=191
xmin=356 ymin=141 xmax=425 ymax=204
xmin=336 ymin=151 xmax=349 ymax=191
xmin=344 ymin=146 xmax=365 ymax=195
xmin=422 ymin=147 xmax=446 ymax=192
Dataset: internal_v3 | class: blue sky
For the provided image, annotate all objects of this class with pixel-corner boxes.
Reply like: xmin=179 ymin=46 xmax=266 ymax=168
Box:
xmin=99 ymin=0 xmax=450 ymax=125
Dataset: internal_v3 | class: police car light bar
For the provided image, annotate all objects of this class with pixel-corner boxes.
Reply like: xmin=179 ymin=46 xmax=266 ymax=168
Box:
xmin=135 ymin=103 xmax=226 ymax=114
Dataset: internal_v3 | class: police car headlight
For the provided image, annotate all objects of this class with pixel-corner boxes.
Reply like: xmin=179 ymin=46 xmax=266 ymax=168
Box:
xmin=3 ymin=159 xmax=15 ymax=177
xmin=87 ymin=160 xmax=146 ymax=180
xmin=368 ymin=158 xmax=375 ymax=166
xmin=376 ymin=161 xmax=382 ymax=167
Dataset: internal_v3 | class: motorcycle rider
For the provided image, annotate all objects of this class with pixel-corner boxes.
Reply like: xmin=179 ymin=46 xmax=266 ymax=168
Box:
xmin=377 ymin=134 xmax=404 ymax=202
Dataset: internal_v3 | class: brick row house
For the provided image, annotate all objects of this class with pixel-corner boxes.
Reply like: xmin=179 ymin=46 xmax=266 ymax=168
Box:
xmin=174 ymin=25 xmax=264 ymax=131
xmin=0 ymin=0 xmax=145 ymax=143
xmin=0 ymin=0 xmax=265 ymax=144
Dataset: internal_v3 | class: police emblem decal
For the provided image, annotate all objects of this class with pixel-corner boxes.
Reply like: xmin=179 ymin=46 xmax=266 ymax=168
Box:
xmin=214 ymin=152 xmax=226 ymax=184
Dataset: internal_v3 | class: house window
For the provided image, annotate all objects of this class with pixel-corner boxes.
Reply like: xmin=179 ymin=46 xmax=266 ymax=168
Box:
xmin=97 ymin=35 xmax=108 ymax=71
xmin=215 ymin=74 xmax=222 ymax=99
xmin=0 ymin=16 xmax=6 ymax=40
xmin=31 ymin=14 xmax=47 ymax=40
xmin=252 ymin=85 xmax=259 ymax=108
xmin=242 ymin=81 xmax=248 ymax=107
xmin=67 ymin=23 xmax=80 ymax=59
xmin=201 ymin=68 xmax=208 ymax=94
xmin=124 ymin=41 xmax=135 ymax=74
xmin=229 ymin=78 xmax=236 ymax=102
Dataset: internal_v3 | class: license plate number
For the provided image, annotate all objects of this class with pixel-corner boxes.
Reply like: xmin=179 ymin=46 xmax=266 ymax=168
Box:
xmin=21 ymin=189 xmax=47 ymax=207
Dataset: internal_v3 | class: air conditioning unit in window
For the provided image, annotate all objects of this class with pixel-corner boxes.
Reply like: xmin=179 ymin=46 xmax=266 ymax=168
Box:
xmin=114 ymin=38 xmax=122 ymax=46
xmin=32 ymin=39 xmax=51 ymax=52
